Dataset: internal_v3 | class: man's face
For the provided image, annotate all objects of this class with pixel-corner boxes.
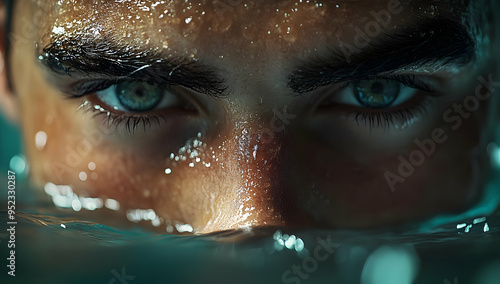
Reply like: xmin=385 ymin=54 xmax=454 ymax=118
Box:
xmin=4 ymin=0 xmax=493 ymax=233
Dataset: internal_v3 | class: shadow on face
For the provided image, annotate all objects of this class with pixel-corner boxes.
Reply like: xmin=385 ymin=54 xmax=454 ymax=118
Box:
xmin=1 ymin=0 xmax=497 ymax=234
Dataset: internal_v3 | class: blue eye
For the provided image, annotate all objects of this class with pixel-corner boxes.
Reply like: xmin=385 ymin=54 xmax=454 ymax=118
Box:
xmin=328 ymin=78 xmax=418 ymax=109
xmin=354 ymin=79 xmax=400 ymax=109
xmin=96 ymin=81 xmax=184 ymax=113
xmin=116 ymin=81 xmax=163 ymax=112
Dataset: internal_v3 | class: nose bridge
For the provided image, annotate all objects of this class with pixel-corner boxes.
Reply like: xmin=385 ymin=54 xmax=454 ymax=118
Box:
xmin=232 ymin=118 xmax=286 ymax=226
xmin=221 ymin=110 xmax=304 ymax=228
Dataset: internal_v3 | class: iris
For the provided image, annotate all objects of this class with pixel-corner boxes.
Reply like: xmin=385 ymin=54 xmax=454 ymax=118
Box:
xmin=354 ymin=79 xmax=400 ymax=109
xmin=116 ymin=81 xmax=163 ymax=112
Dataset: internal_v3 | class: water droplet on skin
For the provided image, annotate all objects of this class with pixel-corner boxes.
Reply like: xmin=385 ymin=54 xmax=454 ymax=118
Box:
xmin=35 ymin=131 xmax=48 ymax=151
xmin=54 ymin=0 xmax=64 ymax=14
xmin=165 ymin=168 xmax=172 ymax=174
xmin=52 ymin=26 xmax=65 ymax=35
xmin=79 ymin=171 xmax=87 ymax=181
xmin=88 ymin=162 xmax=96 ymax=171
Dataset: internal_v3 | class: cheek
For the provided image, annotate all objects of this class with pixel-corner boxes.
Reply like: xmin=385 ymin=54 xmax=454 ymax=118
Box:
xmin=19 ymin=85 xmax=77 ymax=186
xmin=290 ymin=99 xmax=485 ymax=227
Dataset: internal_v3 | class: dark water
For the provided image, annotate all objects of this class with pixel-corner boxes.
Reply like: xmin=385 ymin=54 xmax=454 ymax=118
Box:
xmin=1 ymin=206 xmax=499 ymax=284
xmin=1 ymin=154 xmax=500 ymax=284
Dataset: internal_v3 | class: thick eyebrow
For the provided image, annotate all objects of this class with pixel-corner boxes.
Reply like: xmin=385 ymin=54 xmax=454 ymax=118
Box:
xmin=289 ymin=18 xmax=476 ymax=94
xmin=38 ymin=35 xmax=227 ymax=97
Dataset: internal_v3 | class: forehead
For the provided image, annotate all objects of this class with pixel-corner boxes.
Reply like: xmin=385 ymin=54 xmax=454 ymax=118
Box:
xmin=29 ymin=0 xmax=470 ymax=61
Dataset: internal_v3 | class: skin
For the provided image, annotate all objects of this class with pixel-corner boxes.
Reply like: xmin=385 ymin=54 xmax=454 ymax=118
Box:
xmin=0 ymin=0 xmax=495 ymax=234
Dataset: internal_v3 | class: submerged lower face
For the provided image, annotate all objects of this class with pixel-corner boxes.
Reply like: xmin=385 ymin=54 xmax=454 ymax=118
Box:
xmin=8 ymin=0 xmax=493 ymax=233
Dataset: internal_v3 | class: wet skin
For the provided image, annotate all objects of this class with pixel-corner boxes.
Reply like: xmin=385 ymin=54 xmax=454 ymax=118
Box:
xmin=0 ymin=0 xmax=495 ymax=233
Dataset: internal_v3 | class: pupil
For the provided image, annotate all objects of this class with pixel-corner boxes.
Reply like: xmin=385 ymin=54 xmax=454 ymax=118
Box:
xmin=134 ymin=87 xmax=146 ymax=98
xmin=371 ymin=82 xmax=384 ymax=94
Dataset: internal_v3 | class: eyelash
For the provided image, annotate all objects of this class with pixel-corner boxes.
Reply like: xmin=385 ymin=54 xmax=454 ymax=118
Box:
xmin=78 ymin=99 xmax=167 ymax=133
xmin=70 ymin=79 xmax=170 ymax=133
xmin=349 ymin=97 xmax=431 ymax=129
xmin=337 ymin=74 xmax=439 ymax=129
xmin=69 ymin=73 xmax=437 ymax=133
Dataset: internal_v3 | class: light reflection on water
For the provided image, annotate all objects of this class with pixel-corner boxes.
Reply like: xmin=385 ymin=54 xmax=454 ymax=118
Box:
xmin=2 ymin=164 xmax=500 ymax=284
xmin=2 ymin=206 xmax=499 ymax=284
